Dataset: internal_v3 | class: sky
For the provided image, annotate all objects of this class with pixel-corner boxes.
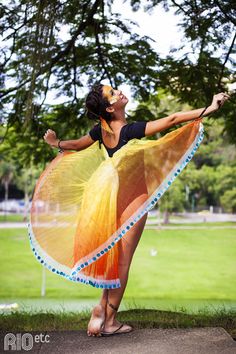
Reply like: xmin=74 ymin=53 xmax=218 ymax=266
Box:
xmin=112 ymin=0 xmax=183 ymax=57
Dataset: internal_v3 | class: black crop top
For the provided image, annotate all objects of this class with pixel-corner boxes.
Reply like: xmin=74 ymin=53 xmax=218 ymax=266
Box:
xmin=89 ymin=121 xmax=147 ymax=157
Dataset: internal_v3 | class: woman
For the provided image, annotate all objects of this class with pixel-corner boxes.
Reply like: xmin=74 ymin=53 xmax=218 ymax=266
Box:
xmin=30 ymin=85 xmax=229 ymax=337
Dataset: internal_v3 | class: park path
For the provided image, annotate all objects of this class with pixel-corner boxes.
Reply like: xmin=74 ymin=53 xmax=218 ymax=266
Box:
xmin=1 ymin=327 xmax=235 ymax=353
xmin=0 ymin=222 xmax=236 ymax=230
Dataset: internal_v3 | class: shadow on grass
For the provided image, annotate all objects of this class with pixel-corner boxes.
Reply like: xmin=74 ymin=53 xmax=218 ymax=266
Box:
xmin=1 ymin=304 xmax=235 ymax=339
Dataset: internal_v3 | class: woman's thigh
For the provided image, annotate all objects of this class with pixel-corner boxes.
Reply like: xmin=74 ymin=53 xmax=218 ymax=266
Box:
xmin=117 ymin=193 xmax=148 ymax=267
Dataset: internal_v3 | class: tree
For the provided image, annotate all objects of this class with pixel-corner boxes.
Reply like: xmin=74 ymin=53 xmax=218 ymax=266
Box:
xmin=131 ymin=88 xmax=193 ymax=138
xmin=158 ymin=179 xmax=186 ymax=223
xmin=0 ymin=0 xmax=235 ymax=167
xmin=220 ymin=188 xmax=236 ymax=213
xmin=129 ymin=0 xmax=236 ymax=140
xmin=214 ymin=165 xmax=236 ymax=206
xmin=14 ymin=164 xmax=41 ymax=220
xmin=0 ymin=161 xmax=15 ymax=217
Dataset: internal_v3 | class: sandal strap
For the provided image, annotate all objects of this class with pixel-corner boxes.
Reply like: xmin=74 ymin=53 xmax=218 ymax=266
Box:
xmin=108 ymin=302 xmax=119 ymax=311
xmin=112 ymin=323 xmax=124 ymax=334
xmin=101 ymin=323 xmax=124 ymax=335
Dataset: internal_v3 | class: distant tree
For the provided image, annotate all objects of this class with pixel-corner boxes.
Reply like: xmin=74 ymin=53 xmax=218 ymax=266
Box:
xmin=220 ymin=188 xmax=236 ymax=213
xmin=0 ymin=161 xmax=15 ymax=213
xmin=131 ymin=88 xmax=192 ymax=135
xmin=158 ymin=179 xmax=185 ymax=223
xmin=14 ymin=165 xmax=41 ymax=220
xmin=190 ymin=118 xmax=236 ymax=169
xmin=214 ymin=165 xmax=236 ymax=206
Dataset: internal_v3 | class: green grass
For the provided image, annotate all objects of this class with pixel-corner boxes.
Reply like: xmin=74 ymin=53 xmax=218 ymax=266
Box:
xmin=129 ymin=228 xmax=236 ymax=299
xmin=0 ymin=227 xmax=235 ymax=300
xmin=0 ymin=307 xmax=236 ymax=339
xmin=1 ymin=227 xmax=236 ymax=337
xmin=0 ymin=214 xmax=25 ymax=222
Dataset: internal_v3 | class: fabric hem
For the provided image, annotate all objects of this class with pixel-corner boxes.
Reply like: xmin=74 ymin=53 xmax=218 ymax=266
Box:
xmin=27 ymin=223 xmax=121 ymax=288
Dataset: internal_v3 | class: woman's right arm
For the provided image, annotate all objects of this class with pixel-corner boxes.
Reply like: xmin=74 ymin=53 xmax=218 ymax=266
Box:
xmin=144 ymin=92 xmax=230 ymax=136
xmin=43 ymin=129 xmax=95 ymax=151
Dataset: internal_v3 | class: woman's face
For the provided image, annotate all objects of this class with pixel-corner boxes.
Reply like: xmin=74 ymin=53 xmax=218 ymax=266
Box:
xmin=102 ymin=85 xmax=128 ymax=109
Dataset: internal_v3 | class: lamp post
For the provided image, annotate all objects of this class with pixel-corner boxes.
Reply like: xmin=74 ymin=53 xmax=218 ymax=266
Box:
xmin=41 ymin=267 xmax=46 ymax=297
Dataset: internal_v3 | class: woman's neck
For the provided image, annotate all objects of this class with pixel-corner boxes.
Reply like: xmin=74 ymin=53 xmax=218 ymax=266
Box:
xmin=109 ymin=111 xmax=127 ymax=131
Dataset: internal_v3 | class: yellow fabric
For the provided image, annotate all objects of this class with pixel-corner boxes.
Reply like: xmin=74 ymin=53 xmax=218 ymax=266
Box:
xmin=28 ymin=118 xmax=204 ymax=288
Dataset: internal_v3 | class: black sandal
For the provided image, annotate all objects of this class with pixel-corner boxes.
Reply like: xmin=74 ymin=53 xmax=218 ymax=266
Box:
xmin=101 ymin=323 xmax=133 ymax=336
xmin=100 ymin=302 xmax=133 ymax=336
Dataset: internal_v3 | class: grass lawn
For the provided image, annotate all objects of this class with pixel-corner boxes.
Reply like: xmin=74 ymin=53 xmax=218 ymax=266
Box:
xmin=1 ymin=227 xmax=236 ymax=337
xmin=0 ymin=227 xmax=235 ymax=301
xmin=0 ymin=214 xmax=26 ymax=222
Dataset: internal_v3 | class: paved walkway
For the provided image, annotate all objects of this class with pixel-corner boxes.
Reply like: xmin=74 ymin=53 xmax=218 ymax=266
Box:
xmin=145 ymin=225 xmax=236 ymax=230
xmin=0 ymin=222 xmax=27 ymax=229
xmin=1 ymin=328 xmax=236 ymax=353
xmin=1 ymin=222 xmax=236 ymax=230
xmin=0 ymin=222 xmax=28 ymax=228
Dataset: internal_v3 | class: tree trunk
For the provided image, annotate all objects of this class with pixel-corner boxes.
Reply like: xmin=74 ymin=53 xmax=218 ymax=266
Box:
xmin=23 ymin=190 xmax=29 ymax=222
xmin=4 ymin=181 xmax=9 ymax=222
xmin=163 ymin=209 xmax=170 ymax=224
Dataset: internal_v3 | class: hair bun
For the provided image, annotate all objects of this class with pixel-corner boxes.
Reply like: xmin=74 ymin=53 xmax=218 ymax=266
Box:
xmin=85 ymin=84 xmax=112 ymax=122
xmin=87 ymin=110 xmax=99 ymax=121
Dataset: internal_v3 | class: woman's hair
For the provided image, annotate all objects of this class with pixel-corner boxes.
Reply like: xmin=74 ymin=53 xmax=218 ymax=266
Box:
xmin=85 ymin=84 xmax=112 ymax=122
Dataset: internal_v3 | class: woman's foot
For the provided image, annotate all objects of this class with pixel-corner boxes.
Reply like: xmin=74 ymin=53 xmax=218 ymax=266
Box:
xmin=87 ymin=304 xmax=106 ymax=337
xmin=101 ymin=318 xmax=133 ymax=335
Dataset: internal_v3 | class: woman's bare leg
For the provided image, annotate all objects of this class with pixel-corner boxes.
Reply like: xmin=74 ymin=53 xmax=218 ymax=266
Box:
xmin=99 ymin=289 xmax=108 ymax=308
xmin=103 ymin=213 xmax=147 ymax=332
xmin=103 ymin=193 xmax=148 ymax=332
xmin=87 ymin=193 xmax=148 ymax=336
xmin=87 ymin=213 xmax=147 ymax=337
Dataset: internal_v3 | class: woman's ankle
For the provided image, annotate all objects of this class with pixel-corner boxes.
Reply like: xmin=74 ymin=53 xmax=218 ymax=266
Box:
xmin=104 ymin=315 xmax=116 ymax=325
xmin=98 ymin=303 xmax=106 ymax=310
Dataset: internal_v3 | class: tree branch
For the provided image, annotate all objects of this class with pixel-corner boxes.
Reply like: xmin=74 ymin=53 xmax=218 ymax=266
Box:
xmin=0 ymin=0 xmax=102 ymax=99
xmin=1 ymin=4 xmax=31 ymax=70
xmin=49 ymin=0 xmax=101 ymax=69
xmin=214 ymin=0 xmax=236 ymax=26
xmin=170 ymin=0 xmax=189 ymax=15
xmin=94 ymin=26 xmax=114 ymax=86
xmin=218 ymin=31 xmax=236 ymax=89
xmin=72 ymin=44 xmax=78 ymax=103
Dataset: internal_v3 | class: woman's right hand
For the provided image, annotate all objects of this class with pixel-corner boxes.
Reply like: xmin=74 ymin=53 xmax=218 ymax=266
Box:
xmin=44 ymin=129 xmax=59 ymax=148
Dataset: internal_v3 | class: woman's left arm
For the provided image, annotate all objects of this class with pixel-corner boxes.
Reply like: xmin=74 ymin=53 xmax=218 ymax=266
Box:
xmin=145 ymin=92 xmax=230 ymax=136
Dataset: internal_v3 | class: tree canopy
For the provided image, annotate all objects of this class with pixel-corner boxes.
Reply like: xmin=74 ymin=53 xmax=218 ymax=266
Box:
xmin=0 ymin=0 xmax=235 ymax=166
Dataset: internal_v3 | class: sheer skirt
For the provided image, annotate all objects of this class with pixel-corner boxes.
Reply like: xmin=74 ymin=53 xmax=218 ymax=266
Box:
xmin=28 ymin=119 xmax=204 ymax=288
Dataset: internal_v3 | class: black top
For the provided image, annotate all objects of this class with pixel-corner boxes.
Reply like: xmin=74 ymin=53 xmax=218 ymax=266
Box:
xmin=89 ymin=121 xmax=147 ymax=157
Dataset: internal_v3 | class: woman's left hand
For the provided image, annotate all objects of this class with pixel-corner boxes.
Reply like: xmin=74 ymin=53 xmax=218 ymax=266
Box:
xmin=210 ymin=92 xmax=230 ymax=111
